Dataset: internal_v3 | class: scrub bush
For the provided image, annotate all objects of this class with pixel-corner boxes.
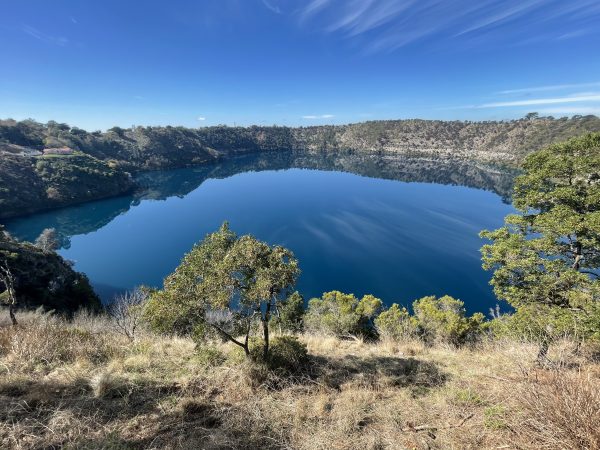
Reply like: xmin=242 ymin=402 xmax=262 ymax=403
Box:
xmin=412 ymin=295 xmax=486 ymax=345
xmin=304 ymin=291 xmax=383 ymax=338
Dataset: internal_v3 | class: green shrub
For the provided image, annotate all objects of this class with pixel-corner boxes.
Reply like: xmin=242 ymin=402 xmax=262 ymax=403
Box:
xmin=489 ymin=303 xmax=600 ymax=344
xmin=262 ymin=335 xmax=309 ymax=374
xmin=374 ymin=303 xmax=416 ymax=341
xmin=270 ymin=291 xmax=304 ymax=333
xmin=232 ymin=335 xmax=309 ymax=374
xmin=304 ymin=291 xmax=383 ymax=338
xmin=412 ymin=295 xmax=485 ymax=345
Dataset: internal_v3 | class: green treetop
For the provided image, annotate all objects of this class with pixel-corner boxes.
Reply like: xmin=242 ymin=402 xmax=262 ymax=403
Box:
xmin=145 ymin=222 xmax=300 ymax=359
xmin=481 ymin=133 xmax=600 ymax=345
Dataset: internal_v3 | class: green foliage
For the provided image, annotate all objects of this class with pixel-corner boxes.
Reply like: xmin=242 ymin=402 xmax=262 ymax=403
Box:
xmin=489 ymin=303 xmax=600 ymax=343
xmin=194 ymin=346 xmax=226 ymax=367
xmin=234 ymin=336 xmax=309 ymax=374
xmin=481 ymin=132 xmax=600 ymax=343
xmin=374 ymin=303 xmax=415 ymax=341
xmin=0 ymin=228 xmax=99 ymax=313
xmin=144 ymin=223 xmax=300 ymax=359
xmin=0 ymin=153 xmax=133 ymax=219
xmin=2 ymin=116 xmax=600 ymax=218
xmin=271 ymin=291 xmax=304 ymax=333
xmin=483 ymin=405 xmax=508 ymax=430
xmin=451 ymin=388 xmax=486 ymax=407
xmin=412 ymin=295 xmax=486 ymax=345
xmin=304 ymin=291 xmax=383 ymax=338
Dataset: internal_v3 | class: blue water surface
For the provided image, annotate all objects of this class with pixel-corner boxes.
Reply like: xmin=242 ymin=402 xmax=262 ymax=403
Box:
xmin=5 ymin=152 xmax=515 ymax=312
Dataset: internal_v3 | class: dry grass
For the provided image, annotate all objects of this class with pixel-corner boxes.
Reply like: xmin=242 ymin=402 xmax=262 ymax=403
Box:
xmin=0 ymin=309 xmax=599 ymax=449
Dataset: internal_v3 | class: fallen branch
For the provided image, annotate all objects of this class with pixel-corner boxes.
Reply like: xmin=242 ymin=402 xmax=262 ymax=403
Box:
xmin=401 ymin=413 xmax=475 ymax=435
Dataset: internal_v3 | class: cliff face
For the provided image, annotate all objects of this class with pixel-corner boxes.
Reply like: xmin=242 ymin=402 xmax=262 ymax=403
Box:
xmin=1 ymin=115 xmax=599 ymax=218
xmin=0 ymin=153 xmax=134 ymax=219
xmin=0 ymin=228 xmax=101 ymax=313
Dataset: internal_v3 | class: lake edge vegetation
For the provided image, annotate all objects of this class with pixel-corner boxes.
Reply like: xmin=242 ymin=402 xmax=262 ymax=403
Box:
xmin=0 ymin=132 xmax=599 ymax=449
xmin=2 ymin=114 xmax=600 ymax=218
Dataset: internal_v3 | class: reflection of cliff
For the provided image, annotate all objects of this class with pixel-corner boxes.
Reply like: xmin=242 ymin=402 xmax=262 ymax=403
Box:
xmin=137 ymin=151 xmax=517 ymax=203
xmin=5 ymin=195 xmax=135 ymax=247
xmin=7 ymin=151 xmax=516 ymax=245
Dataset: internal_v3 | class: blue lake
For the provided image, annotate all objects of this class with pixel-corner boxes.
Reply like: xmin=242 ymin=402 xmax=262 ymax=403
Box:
xmin=5 ymin=152 xmax=516 ymax=312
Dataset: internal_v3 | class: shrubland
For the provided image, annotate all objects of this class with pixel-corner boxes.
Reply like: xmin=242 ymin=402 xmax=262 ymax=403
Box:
xmin=0 ymin=307 xmax=598 ymax=449
xmin=1 ymin=133 xmax=599 ymax=448
xmin=0 ymin=153 xmax=134 ymax=219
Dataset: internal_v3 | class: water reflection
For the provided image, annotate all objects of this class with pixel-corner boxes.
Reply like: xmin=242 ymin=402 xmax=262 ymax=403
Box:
xmin=5 ymin=151 xmax=516 ymax=247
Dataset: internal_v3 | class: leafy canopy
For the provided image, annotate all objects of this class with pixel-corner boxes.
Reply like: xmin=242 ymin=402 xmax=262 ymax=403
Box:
xmin=412 ymin=295 xmax=485 ymax=345
xmin=145 ymin=222 xmax=300 ymax=357
xmin=304 ymin=291 xmax=383 ymax=337
xmin=481 ymin=133 xmax=600 ymax=339
xmin=374 ymin=303 xmax=414 ymax=341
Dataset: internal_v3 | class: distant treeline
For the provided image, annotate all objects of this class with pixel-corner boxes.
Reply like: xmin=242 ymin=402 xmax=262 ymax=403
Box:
xmin=1 ymin=115 xmax=599 ymax=218
xmin=2 ymin=115 xmax=600 ymax=170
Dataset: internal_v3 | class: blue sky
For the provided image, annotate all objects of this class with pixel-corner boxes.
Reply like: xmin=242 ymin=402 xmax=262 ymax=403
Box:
xmin=1 ymin=0 xmax=600 ymax=130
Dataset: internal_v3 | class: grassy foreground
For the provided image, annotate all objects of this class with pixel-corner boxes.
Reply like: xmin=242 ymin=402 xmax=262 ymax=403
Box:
xmin=1 ymin=310 xmax=599 ymax=450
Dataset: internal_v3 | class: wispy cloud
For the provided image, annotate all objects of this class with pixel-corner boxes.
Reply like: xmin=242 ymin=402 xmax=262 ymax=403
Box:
xmin=302 ymin=114 xmax=335 ymax=119
xmin=479 ymin=93 xmax=600 ymax=108
xmin=497 ymin=81 xmax=600 ymax=95
xmin=536 ymin=106 xmax=600 ymax=116
xmin=442 ymin=85 xmax=600 ymax=113
xmin=297 ymin=0 xmax=600 ymax=54
xmin=22 ymin=25 xmax=69 ymax=46
xmin=261 ymin=0 xmax=282 ymax=14
xmin=299 ymin=0 xmax=333 ymax=22
xmin=197 ymin=116 xmax=206 ymax=121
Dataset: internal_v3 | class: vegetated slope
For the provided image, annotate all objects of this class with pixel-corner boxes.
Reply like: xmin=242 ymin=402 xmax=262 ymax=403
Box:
xmin=1 ymin=115 xmax=599 ymax=218
xmin=0 ymin=153 xmax=134 ymax=219
xmin=0 ymin=311 xmax=597 ymax=449
xmin=2 ymin=115 xmax=600 ymax=169
xmin=0 ymin=229 xmax=100 ymax=312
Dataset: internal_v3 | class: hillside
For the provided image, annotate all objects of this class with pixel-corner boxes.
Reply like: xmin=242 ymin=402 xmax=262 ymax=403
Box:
xmin=1 ymin=115 xmax=599 ymax=218
xmin=3 ymin=116 xmax=600 ymax=168
xmin=0 ymin=228 xmax=100 ymax=313
xmin=0 ymin=153 xmax=134 ymax=219
xmin=0 ymin=310 xmax=597 ymax=449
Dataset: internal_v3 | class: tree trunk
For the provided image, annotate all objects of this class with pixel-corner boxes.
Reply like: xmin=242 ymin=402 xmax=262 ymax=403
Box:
xmin=263 ymin=301 xmax=272 ymax=360
xmin=8 ymin=303 xmax=17 ymax=326
xmin=243 ymin=328 xmax=250 ymax=357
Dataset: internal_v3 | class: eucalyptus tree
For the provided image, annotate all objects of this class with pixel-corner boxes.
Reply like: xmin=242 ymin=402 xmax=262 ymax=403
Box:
xmin=145 ymin=222 xmax=300 ymax=359
xmin=481 ymin=133 xmax=600 ymax=355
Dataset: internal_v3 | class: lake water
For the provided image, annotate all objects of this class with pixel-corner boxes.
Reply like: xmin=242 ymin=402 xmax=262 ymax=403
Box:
xmin=4 ymin=151 xmax=516 ymax=313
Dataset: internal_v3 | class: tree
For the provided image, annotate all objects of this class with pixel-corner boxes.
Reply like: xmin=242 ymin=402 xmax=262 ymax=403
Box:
xmin=0 ymin=258 xmax=18 ymax=326
xmin=524 ymin=112 xmax=539 ymax=121
xmin=108 ymin=287 xmax=149 ymax=341
xmin=145 ymin=222 xmax=300 ymax=359
xmin=481 ymin=133 xmax=600 ymax=357
xmin=35 ymin=228 xmax=60 ymax=253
